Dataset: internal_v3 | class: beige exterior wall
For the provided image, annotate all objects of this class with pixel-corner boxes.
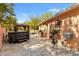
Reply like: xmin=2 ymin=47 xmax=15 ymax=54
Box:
xmin=56 ymin=6 xmax=79 ymax=50
xmin=61 ymin=15 xmax=79 ymax=50
xmin=39 ymin=24 xmax=48 ymax=38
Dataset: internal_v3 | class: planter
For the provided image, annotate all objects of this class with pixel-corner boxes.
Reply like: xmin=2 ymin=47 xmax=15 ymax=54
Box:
xmin=63 ymin=32 xmax=73 ymax=40
xmin=38 ymin=30 xmax=43 ymax=37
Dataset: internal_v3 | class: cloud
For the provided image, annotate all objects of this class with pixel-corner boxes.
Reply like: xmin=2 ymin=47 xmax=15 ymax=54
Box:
xmin=16 ymin=13 xmax=31 ymax=23
xmin=48 ymin=8 xmax=61 ymax=14
xmin=49 ymin=8 xmax=60 ymax=12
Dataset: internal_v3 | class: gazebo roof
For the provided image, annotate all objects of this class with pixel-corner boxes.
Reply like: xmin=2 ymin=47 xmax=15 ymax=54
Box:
xmin=16 ymin=24 xmax=29 ymax=27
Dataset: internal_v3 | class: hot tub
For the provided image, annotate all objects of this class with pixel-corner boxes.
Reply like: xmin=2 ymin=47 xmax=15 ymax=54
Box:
xmin=8 ymin=31 xmax=29 ymax=43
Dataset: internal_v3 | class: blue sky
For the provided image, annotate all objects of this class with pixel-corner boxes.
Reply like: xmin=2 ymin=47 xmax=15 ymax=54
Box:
xmin=14 ymin=3 xmax=73 ymax=23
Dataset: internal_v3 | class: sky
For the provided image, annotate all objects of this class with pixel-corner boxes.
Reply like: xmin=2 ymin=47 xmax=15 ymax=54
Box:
xmin=14 ymin=3 xmax=73 ymax=23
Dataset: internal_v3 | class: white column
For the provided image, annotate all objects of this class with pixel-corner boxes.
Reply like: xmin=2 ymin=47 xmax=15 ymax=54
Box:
xmin=39 ymin=26 xmax=41 ymax=30
xmin=47 ymin=23 xmax=51 ymax=39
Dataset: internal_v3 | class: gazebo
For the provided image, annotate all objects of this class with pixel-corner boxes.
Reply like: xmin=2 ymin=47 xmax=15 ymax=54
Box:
xmin=8 ymin=24 xmax=29 ymax=43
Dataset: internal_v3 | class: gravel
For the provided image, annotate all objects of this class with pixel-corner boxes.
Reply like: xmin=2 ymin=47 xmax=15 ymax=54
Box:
xmin=0 ymin=34 xmax=79 ymax=56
